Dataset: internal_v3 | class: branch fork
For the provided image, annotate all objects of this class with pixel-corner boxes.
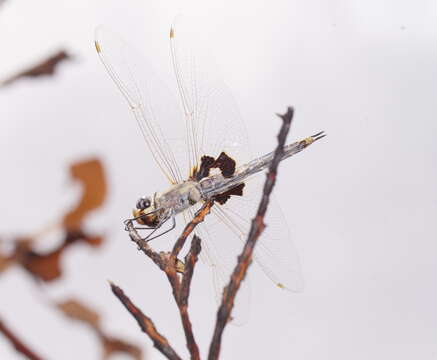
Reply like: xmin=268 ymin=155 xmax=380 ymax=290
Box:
xmin=112 ymin=107 xmax=300 ymax=360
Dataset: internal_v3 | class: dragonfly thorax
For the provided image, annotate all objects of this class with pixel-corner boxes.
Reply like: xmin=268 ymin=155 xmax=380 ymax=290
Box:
xmin=133 ymin=181 xmax=203 ymax=227
xmin=154 ymin=181 xmax=202 ymax=215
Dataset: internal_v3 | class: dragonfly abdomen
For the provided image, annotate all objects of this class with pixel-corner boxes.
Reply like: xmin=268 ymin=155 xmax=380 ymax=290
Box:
xmin=200 ymin=133 xmax=325 ymax=200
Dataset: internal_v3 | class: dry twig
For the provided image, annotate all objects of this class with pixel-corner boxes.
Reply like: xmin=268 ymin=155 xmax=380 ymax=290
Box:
xmin=207 ymin=107 xmax=295 ymax=360
xmin=115 ymin=201 xmax=213 ymax=360
xmin=115 ymin=107 xmax=307 ymax=360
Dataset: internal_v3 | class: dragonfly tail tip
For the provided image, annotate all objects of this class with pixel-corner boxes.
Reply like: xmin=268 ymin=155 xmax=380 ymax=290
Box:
xmin=312 ymin=131 xmax=326 ymax=141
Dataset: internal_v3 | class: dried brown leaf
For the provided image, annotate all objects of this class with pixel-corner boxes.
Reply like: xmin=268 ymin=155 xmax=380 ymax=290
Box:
xmin=13 ymin=233 xmax=96 ymax=282
xmin=0 ymin=251 xmax=13 ymax=273
xmin=0 ymin=158 xmax=107 ymax=281
xmin=13 ymin=231 xmax=104 ymax=281
xmin=57 ymin=299 xmax=101 ymax=328
xmin=1 ymin=50 xmax=71 ymax=87
xmin=64 ymin=230 xmax=104 ymax=248
xmin=57 ymin=298 xmax=143 ymax=360
xmin=63 ymin=158 xmax=107 ymax=231
xmin=101 ymin=336 xmax=143 ymax=360
xmin=21 ymin=248 xmax=63 ymax=282
xmin=83 ymin=234 xmax=104 ymax=247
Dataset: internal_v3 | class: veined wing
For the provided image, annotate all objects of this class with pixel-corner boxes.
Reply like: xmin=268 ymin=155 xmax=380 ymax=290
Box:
xmin=183 ymin=206 xmax=252 ymax=325
xmin=95 ymin=26 xmax=184 ymax=185
xmin=211 ymin=177 xmax=304 ymax=292
xmin=171 ymin=16 xmax=304 ymax=311
xmin=170 ymin=17 xmax=251 ymax=174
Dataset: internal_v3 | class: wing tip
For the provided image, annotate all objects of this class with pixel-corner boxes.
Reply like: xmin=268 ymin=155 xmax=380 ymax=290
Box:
xmin=94 ymin=40 xmax=101 ymax=53
xmin=277 ymin=282 xmax=305 ymax=293
xmin=94 ymin=25 xmax=102 ymax=53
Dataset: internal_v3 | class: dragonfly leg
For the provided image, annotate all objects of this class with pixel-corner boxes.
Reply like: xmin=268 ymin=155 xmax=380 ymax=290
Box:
xmin=146 ymin=214 xmax=176 ymax=243
xmin=123 ymin=207 xmax=164 ymax=231
xmin=123 ymin=209 xmax=176 ymax=242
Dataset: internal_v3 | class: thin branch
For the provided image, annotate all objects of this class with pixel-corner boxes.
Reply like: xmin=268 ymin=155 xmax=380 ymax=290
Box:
xmin=111 ymin=283 xmax=182 ymax=360
xmin=208 ymin=107 xmax=295 ymax=360
xmin=0 ymin=317 xmax=44 ymax=360
xmin=162 ymin=202 xmax=212 ymax=360
xmin=122 ymin=202 xmax=212 ymax=360
xmin=120 ymin=107 xmax=306 ymax=360
xmin=126 ymin=200 xmax=213 ymax=273
xmin=166 ymin=203 xmax=212 ymax=360
xmin=126 ymin=222 xmax=167 ymax=270
xmin=170 ymin=200 xmax=213 ymax=260
xmin=180 ymin=235 xmax=202 ymax=306
xmin=177 ymin=235 xmax=202 ymax=360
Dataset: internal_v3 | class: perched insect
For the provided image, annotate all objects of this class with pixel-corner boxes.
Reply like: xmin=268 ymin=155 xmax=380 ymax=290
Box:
xmin=95 ymin=18 xmax=324 ymax=322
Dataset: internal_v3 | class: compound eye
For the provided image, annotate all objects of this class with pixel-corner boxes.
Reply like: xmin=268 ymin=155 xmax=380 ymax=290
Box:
xmin=136 ymin=197 xmax=151 ymax=210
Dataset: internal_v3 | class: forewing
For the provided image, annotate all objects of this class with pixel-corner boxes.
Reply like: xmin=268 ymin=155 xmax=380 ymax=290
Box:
xmin=170 ymin=17 xmax=251 ymax=172
xmin=95 ymin=26 xmax=185 ymax=184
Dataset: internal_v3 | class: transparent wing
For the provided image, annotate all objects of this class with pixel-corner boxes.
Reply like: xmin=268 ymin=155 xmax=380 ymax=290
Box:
xmin=170 ymin=17 xmax=251 ymax=172
xmin=95 ymin=26 xmax=185 ymax=185
xmin=171 ymin=16 xmax=304 ymax=320
xmin=183 ymin=182 xmax=303 ymax=325
xmin=211 ymin=177 xmax=304 ymax=293
xmin=183 ymin=206 xmax=252 ymax=325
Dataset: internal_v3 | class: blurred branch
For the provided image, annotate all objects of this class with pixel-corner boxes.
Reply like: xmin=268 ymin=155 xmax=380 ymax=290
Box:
xmin=208 ymin=107 xmax=294 ymax=360
xmin=0 ymin=317 xmax=44 ymax=360
xmin=1 ymin=50 xmax=71 ymax=87
xmin=0 ymin=157 xmax=110 ymax=359
xmin=56 ymin=298 xmax=142 ymax=359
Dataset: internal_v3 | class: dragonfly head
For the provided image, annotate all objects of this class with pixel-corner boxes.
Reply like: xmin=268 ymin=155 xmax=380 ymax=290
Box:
xmin=132 ymin=196 xmax=159 ymax=227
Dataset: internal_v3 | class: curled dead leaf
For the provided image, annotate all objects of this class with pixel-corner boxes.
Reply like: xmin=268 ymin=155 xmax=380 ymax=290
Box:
xmin=63 ymin=158 xmax=107 ymax=231
xmin=22 ymin=248 xmax=63 ymax=282
xmin=57 ymin=298 xmax=143 ymax=359
xmin=0 ymin=158 xmax=107 ymax=282
xmin=101 ymin=336 xmax=143 ymax=360
xmin=57 ymin=299 xmax=100 ymax=328
xmin=10 ymin=231 xmax=102 ymax=282
xmin=0 ymin=253 xmax=13 ymax=273
xmin=1 ymin=50 xmax=71 ymax=87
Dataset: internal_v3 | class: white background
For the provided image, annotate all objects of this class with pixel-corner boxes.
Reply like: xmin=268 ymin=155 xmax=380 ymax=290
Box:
xmin=1 ymin=0 xmax=436 ymax=359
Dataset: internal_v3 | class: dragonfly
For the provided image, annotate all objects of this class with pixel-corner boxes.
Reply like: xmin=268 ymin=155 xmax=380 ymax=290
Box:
xmin=95 ymin=18 xmax=324 ymax=322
